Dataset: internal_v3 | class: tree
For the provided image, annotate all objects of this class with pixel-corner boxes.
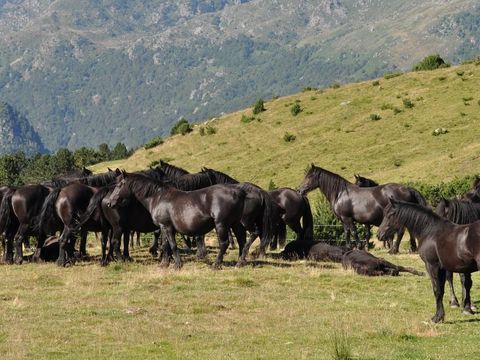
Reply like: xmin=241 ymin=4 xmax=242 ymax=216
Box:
xmin=0 ymin=151 xmax=28 ymax=186
xmin=98 ymin=143 xmax=111 ymax=162
xmin=252 ymin=98 xmax=266 ymax=114
xmin=111 ymin=142 xmax=129 ymax=160
xmin=74 ymin=147 xmax=99 ymax=168
xmin=51 ymin=148 xmax=76 ymax=176
xmin=170 ymin=118 xmax=193 ymax=136
xmin=413 ymin=54 xmax=449 ymax=71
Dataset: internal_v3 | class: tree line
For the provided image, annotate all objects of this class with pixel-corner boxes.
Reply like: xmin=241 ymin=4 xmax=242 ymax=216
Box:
xmin=0 ymin=143 xmax=131 ymax=186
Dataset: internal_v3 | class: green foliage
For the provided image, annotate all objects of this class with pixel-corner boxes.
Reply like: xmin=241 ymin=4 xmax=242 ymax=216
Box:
xmin=330 ymin=83 xmax=341 ymax=89
xmin=372 ymin=80 xmax=380 ymax=86
xmin=267 ymin=179 xmax=277 ymax=190
xmin=252 ymin=99 xmax=266 ymax=115
xmin=409 ymin=175 xmax=475 ymax=206
xmin=148 ymin=160 xmax=160 ymax=168
xmin=111 ymin=142 xmax=130 ymax=160
xmin=302 ymin=87 xmax=318 ymax=92
xmin=241 ymin=114 xmax=255 ymax=124
xmin=403 ymin=98 xmax=415 ymax=108
xmin=144 ymin=136 xmax=164 ymax=149
xmin=393 ymin=107 xmax=402 ymax=115
xmin=283 ymin=132 xmax=296 ymax=142
xmin=170 ymin=118 xmax=193 ymax=136
xmin=413 ymin=54 xmax=450 ymax=71
xmin=291 ymin=103 xmax=302 ymax=116
xmin=205 ymin=125 xmax=217 ymax=135
xmin=384 ymin=72 xmax=403 ymax=79
xmin=370 ymin=114 xmax=381 ymax=121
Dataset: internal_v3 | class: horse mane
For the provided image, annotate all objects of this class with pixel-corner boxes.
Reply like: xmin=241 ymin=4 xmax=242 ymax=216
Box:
xmin=201 ymin=167 xmax=239 ymax=184
xmin=160 ymin=160 xmax=189 ymax=180
xmin=391 ymin=201 xmax=445 ymax=236
xmin=77 ymin=171 xmax=118 ymax=187
xmin=135 ymin=166 xmax=169 ymax=182
xmin=310 ymin=166 xmax=349 ymax=200
xmin=175 ymin=173 xmax=213 ymax=191
xmin=442 ymin=199 xmax=480 ymax=225
xmin=355 ymin=175 xmax=379 ymax=187
xmin=126 ymin=174 xmax=167 ymax=198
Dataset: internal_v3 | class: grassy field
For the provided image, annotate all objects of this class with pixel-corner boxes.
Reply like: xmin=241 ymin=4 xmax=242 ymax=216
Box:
xmin=91 ymin=62 xmax=480 ymax=188
xmin=2 ymin=239 xmax=480 ymax=359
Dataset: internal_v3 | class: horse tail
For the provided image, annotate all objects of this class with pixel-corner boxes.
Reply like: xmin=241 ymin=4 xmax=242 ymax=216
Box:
xmin=35 ymin=188 xmax=61 ymax=235
xmin=260 ymin=191 xmax=280 ymax=248
xmin=396 ymin=265 xmax=425 ymax=276
xmin=301 ymin=195 xmax=314 ymax=242
xmin=410 ymin=188 xmax=427 ymax=207
xmin=0 ymin=189 xmax=15 ymax=235
xmin=73 ymin=186 xmax=110 ymax=232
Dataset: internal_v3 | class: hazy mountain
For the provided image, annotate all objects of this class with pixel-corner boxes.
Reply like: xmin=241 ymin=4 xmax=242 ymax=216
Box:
xmin=0 ymin=0 xmax=478 ymax=151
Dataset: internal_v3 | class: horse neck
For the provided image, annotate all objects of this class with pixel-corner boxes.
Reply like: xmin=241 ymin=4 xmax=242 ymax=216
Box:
xmin=313 ymin=170 xmax=349 ymax=203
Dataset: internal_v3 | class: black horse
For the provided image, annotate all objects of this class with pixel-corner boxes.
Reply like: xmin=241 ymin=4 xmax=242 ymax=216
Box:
xmin=37 ymin=171 xmax=119 ymax=266
xmin=462 ymin=176 xmax=480 ymax=203
xmin=354 ymin=174 xmax=417 ymax=252
xmin=201 ymin=167 xmax=281 ymax=264
xmin=0 ymin=186 xmax=19 ymax=263
xmin=378 ymin=199 xmax=480 ymax=322
xmin=435 ymin=198 xmax=480 ymax=312
xmin=107 ymin=172 xmax=247 ymax=269
xmin=298 ymin=164 xmax=426 ymax=250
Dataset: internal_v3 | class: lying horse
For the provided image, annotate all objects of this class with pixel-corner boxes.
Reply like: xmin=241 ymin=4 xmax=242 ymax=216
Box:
xmin=342 ymin=249 xmax=424 ymax=276
xmin=281 ymin=240 xmax=347 ymax=262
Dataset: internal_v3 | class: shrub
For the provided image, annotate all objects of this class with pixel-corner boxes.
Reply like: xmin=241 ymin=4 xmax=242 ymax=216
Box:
xmin=403 ymin=98 xmax=414 ymax=109
xmin=148 ymin=160 xmax=160 ymax=168
xmin=456 ymin=70 xmax=465 ymax=76
xmin=205 ymin=125 xmax=217 ymax=135
xmin=252 ymin=98 xmax=266 ymax=115
xmin=408 ymin=175 xmax=476 ymax=206
xmin=438 ymin=76 xmax=447 ymax=81
xmin=170 ymin=118 xmax=193 ymax=136
xmin=199 ymin=127 xmax=205 ymax=136
xmin=369 ymin=114 xmax=381 ymax=121
xmin=393 ymin=107 xmax=402 ymax=115
xmin=144 ymin=136 xmax=163 ymax=149
xmin=372 ymin=80 xmax=380 ymax=86
xmin=291 ymin=103 xmax=302 ymax=116
xmin=302 ymin=86 xmax=318 ymax=92
xmin=240 ymin=114 xmax=254 ymax=124
xmin=283 ymin=132 xmax=296 ymax=142
xmin=384 ymin=72 xmax=403 ymax=79
xmin=330 ymin=83 xmax=341 ymax=89
xmin=413 ymin=54 xmax=449 ymax=71
xmin=267 ymin=179 xmax=277 ymax=190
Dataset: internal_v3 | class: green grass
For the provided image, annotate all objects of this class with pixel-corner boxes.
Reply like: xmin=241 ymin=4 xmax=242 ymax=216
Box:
xmin=91 ymin=63 xmax=480 ymax=189
xmin=2 ymin=241 xmax=480 ymax=359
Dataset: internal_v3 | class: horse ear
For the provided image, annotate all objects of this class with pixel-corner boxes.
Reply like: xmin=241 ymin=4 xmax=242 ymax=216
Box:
xmin=354 ymin=174 xmax=359 ymax=180
xmin=120 ymin=169 xmax=128 ymax=177
xmin=311 ymin=163 xmax=315 ymax=168
xmin=107 ymin=167 xmax=113 ymax=172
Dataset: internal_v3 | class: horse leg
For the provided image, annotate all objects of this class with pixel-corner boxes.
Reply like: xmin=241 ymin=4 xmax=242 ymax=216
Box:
xmin=158 ymin=233 xmax=171 ymax=267
xmin=182 ymin=235 xmax=192 ymax=249
xmin=195 ymin=235 xmax=207 ymax=260
xmin=78 ymin=229 xmax=88 ymax=259
xmin=231 ymin=223 xmax=246 ymax=259
xmin=446 ymin=271 xmax=460 ymax=308
xmin=237 ymin=231 xmax=258 ymax=267
xmin=364 ymin=224 xmax=371 ymax=251
xmin=212 ymin=224 xmax=229 ymax=269
xmin=56 ymin=227 xmax=70 ymax=267
xmin=389 ymin=228 xmax=405 ymax=254
xmin=460 ymin=273 xmax=474 ymax=315
xmin=408 ymin=230 xmax=417 ymax=253
xmin=149 ymin=230 xmax=160 ymax=257
xmin=129 ymin=231 xmax=134 ymax=249
xmin=426 ymin=263 xmax=446 ymax=323
xmin=100 ymin=229 xmax=109 ymax=266
xmin=341 ymin=220 xmax=351 ymax=248
xmin=3 ymin=231 xmax=14 ymax=264
xmin=162 ymin=226 xmax=182 ymax=269
xmin=229 ymin=229 xmax=236 ymax=250
xmin=123 ymin=229 xmax=133 ymax=262
xmin=13 ymin=224 xmax=28 ymax=265
xmin=136 ymin=232 xmax=141 ymax=247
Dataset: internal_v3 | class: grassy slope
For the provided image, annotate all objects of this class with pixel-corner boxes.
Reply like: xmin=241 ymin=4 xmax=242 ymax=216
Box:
xmin=92 ymin=63 xmax=480 ymax=188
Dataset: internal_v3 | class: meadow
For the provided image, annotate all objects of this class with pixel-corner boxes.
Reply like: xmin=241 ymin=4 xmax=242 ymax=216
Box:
xmin=1 ymin=239 xmax=480 ymax=359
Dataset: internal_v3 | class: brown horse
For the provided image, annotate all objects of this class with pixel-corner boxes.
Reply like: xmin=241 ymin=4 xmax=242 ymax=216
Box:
xmin=298 ymin=164 xmax=426 ymax=250
xmin=378 ymin=199 xmax=480 ymax=322
xmin=107 ymin=172 xmax=247 ymax=269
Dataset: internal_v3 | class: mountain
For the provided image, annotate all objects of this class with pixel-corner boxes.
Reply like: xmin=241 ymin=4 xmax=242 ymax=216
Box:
xmin=0 ymin=0 xmax=479 ymax=152
xmin=0 ymin=101 xmax=46 ymax=154
xmin=91 ymin=62 xmax=480 ymax=187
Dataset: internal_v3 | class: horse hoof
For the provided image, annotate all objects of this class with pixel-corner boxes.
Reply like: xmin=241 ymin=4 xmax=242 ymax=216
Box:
xmin=14 ymin=258 xmax=23 ymax=265
xmin=450 ymin=302 xmax=460 ymax=308
xmin=159 ymin=261 xmax=169 ymax=269
xmin=472 ymin=304 xmax=478 ymax=312
xmin=211 ymin=263 xmax=223 ymax=270
xmin=431 ymin=315 xmax=444 ymax=323
xmin=236 ymin=260 xmax=247 ymax=267
xmin=100 ymin=260 xmax=109 ymax=267
xmin=463 ymin=309 xmax=475 ymax=315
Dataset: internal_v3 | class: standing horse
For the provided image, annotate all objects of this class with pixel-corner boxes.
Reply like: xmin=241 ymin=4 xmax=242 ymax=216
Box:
xmin=378 ymin=199 xmax=480 ymax=322
xmin=354 ymin=174 xmax=417 ymax=252
xmin=298 ymin=164 xmax=426 ymax=250
xmin=0 ymin=186 xmax=19 ymax=263
xmin=201 ymin=167 xmax=281 ymax=264
xmin=435 ymin=198 xmax=480 ymax=312
xmin=107 ymin=172 xmax=247 ymax=269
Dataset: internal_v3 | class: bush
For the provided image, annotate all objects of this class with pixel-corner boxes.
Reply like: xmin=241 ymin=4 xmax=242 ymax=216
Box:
xmin=199 ymin=127 xmax=205 ymax=136
xmin=409 ymin=175 xmax=476 ymax=206
xmin=267 ymin=179 xmax=277 ymax=190
xmin=241 ymin=114 xmax=254 ymax=124
xmin=291 ymin=103 xmax=302 ymax=116
xmin=403 ymin=98 xmax=414 ymax=109
xmin=330 ymin=83 xmax=341 ymax=89
xmin=205 ymin=125 xmax=217 ymax=135
xmin=369 ymin=114 xmax=381 ymax=121
xmin=393 ymin=107 xmax=402 ymax=115
xmin=302 ymin=86 xmax=318 ymax=92
xmin=252 ymin=98 xmax=266 ymax=115
xmin=413 ymin=54 xmax=450 ymax=71
xmin=283 ymin=132 xmax=296 ymax=142
xmin=383 ymin=72 xmax=402 ymax=79
xmin=170 ymin=118 xmax=193 ymax=136
xmin=144 ymin=136 xmax=163 ymax=149
xmin=372 ymin=80 xmax=380 ymax=86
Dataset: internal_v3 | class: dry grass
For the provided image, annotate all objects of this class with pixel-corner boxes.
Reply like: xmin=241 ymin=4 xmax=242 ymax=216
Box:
xmin=2 ymin=240 xmax=480 ymax=359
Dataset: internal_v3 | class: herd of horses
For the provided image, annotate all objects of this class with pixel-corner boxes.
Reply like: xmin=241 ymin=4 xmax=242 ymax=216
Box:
xmin=1 ymin=161 xmax=480 ymax=323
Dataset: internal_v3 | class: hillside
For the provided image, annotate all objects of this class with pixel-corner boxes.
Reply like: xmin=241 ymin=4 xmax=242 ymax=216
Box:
xmin=91 ymin=62 xmax=480 ymax=187
xmin=0 ymin=101 xmax=45 ymax=154
xmin=0 ymin=0 xmax=479 ymax=151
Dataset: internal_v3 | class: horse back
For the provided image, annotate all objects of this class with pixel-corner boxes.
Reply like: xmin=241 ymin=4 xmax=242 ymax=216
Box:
xmin=12 ymin=184 xmax=50 ymax=223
